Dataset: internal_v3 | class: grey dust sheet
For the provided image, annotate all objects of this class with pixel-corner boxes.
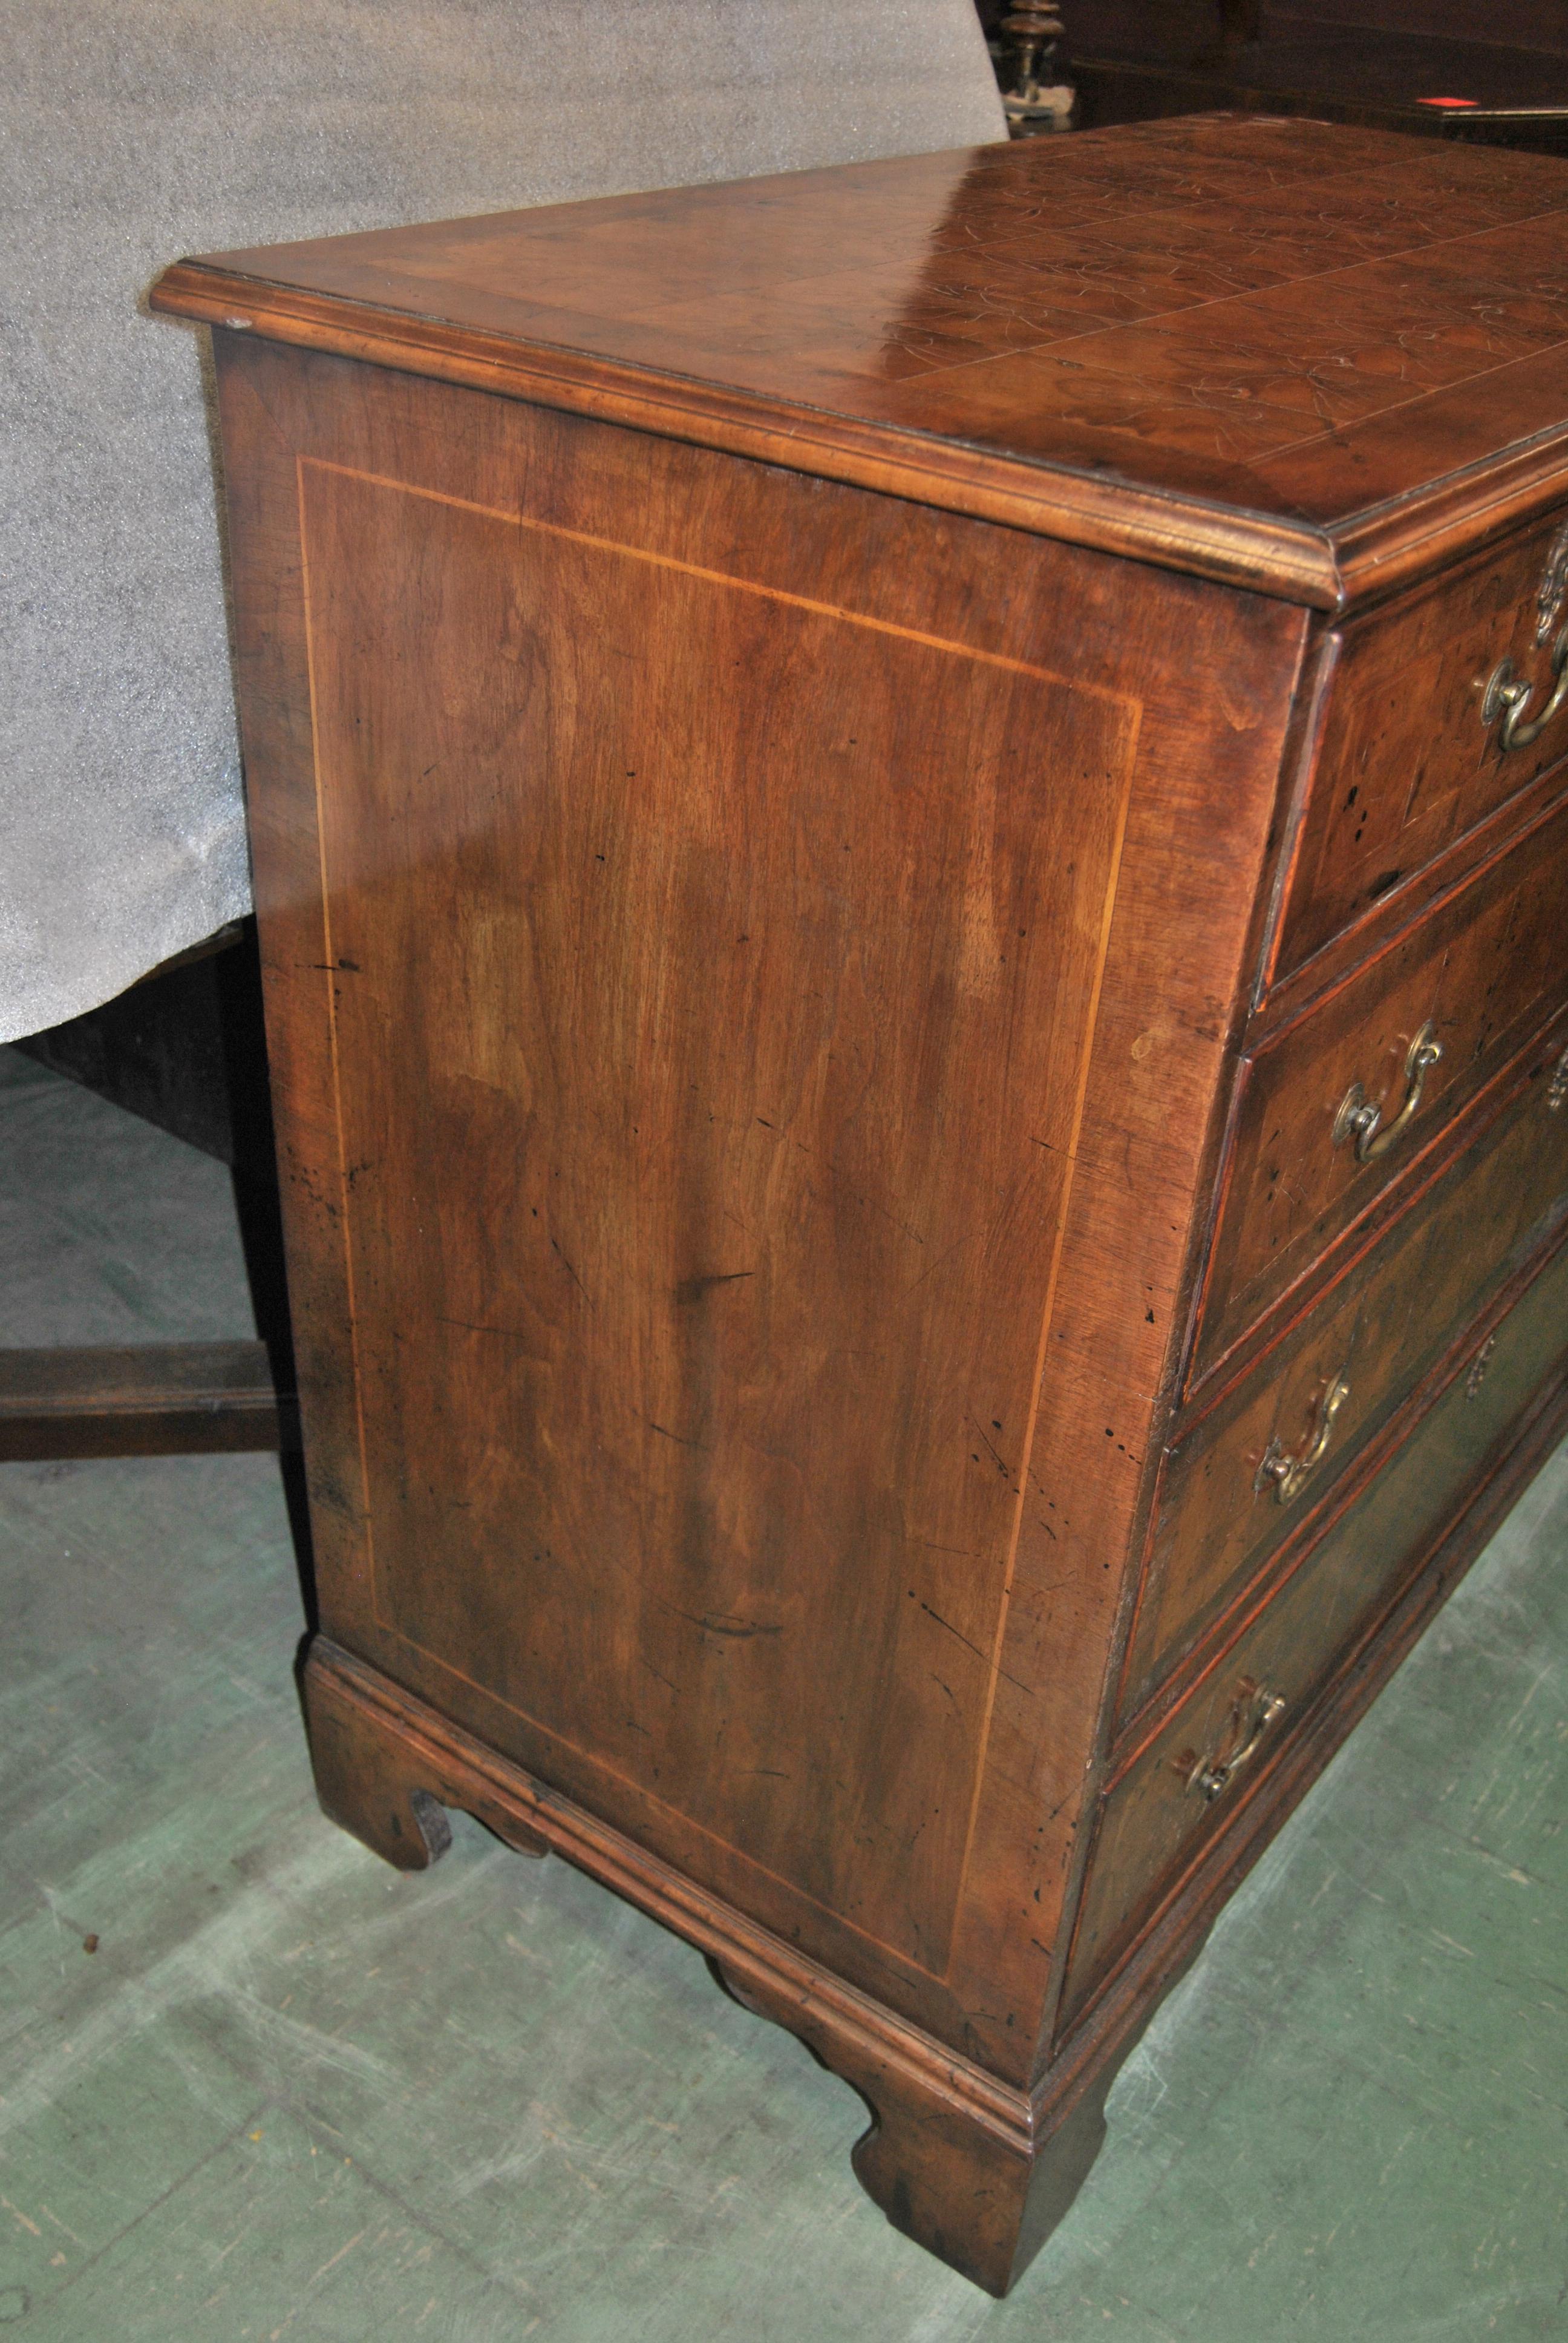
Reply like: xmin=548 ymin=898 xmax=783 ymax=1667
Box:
xmin=0 ymin=0 xmax=1004 ymax=1040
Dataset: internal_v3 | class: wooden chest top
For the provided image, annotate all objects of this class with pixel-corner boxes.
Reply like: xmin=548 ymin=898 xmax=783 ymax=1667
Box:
xmin=154 ymin=113 xmax=1568 ymax=609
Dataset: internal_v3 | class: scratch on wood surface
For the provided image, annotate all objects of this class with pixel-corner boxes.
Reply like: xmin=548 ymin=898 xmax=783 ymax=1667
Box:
xmin=642 ymin=1416 xmax=710 ymax=1452
xmin=667 ymin=1606 xmax=782 ymax=1640
xmin=913 ymin=1599 xmax=1035 ymax=1698
xmin=549 ymin=1236 xmax=593 ymax=1306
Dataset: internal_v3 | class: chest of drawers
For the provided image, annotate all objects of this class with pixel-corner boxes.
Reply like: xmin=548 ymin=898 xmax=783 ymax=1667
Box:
xmin=152 ymin=114 xmax=1568 ymax=2294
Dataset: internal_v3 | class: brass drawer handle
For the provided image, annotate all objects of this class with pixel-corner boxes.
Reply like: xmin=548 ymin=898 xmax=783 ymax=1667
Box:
xmin=1181 ymin=1679 xmax=1288 ymax=1803
xmin=1333 ymin=1021 xmax=1442 ymax=1164
xmin=1482 ymin=622 xmax=1568 ymax=753
xmin=1255 ymin=1372 xmax=1350 ymax=1506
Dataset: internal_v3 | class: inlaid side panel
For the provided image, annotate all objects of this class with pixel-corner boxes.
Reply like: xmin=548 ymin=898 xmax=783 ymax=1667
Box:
xmin=214 ymin=332 xmax=1308 ymax=2074
xmin=296 ymin=457 xmax=1138 ymax=1975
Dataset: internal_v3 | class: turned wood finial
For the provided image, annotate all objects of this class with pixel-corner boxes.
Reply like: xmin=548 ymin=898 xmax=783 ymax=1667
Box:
xmin=1000 ymin=3 xmax=1065 ymax=100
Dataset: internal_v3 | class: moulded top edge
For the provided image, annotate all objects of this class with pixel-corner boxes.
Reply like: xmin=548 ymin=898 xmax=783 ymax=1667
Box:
xmin=148 ymin=119 xmax=1568 ymax=614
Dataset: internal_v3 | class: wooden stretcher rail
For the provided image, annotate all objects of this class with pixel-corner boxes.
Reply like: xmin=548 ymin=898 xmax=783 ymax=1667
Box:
xmin=0 ymin=1340 xmax=293 ymax=1461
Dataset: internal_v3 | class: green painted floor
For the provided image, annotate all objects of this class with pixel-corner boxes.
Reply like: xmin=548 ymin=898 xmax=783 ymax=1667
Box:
xmin=2 ymin=1043 xmax=1566 ymax=2339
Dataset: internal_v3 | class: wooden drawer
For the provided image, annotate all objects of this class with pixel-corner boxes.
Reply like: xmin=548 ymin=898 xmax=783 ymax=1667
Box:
xmin=1063 ymin=1233 xmax=1568 ymax=2034
xmin=1197 ymin=796 xmax=1568 ymax=1381
xmin=1125 ymin=1022 xmax=1568 ymax=1720
xmin=1270 ymin=511 xmax=1568 ymax=988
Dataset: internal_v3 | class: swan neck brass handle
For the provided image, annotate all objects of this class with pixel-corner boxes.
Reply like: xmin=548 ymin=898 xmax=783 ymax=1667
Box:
xmin=1255 ymin=1372 xmax=1350 ymax=1506
xmin=1482 ymin=622 xmax=1568 ymax=753
xmin=1334 ymin=1021 xmax=1442 ymax=1164
xmin=1184 ymin=1679 xmax=1287 ymax=1803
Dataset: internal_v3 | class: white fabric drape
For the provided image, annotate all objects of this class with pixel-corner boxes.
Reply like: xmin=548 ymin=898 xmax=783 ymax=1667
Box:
xmin=0 ymin=0 xmax=1004 ymax=1040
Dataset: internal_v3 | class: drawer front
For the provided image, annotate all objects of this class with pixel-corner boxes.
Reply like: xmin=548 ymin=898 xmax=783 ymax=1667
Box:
xmin=1125 ymin=1026 xmax=1568 ymax=1720
xmin=1063 ymin=1235 xmax=1568 ymax=2034
xmin=1272 ymin=511 xmax=1568 ymax=986
xmin=1198 ymin=796 xmax=1568 ymax=1380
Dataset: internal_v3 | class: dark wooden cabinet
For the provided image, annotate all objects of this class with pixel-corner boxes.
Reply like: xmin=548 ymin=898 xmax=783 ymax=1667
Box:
xmin=152 ymin=115 xmax=1568 ymax=2295
xmin=1067 ymin=2 xmax=1568 ymax=153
